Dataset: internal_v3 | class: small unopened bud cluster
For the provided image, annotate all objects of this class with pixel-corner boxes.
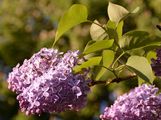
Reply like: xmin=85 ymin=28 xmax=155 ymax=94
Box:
xmin=7 ymin=48 xmax=90 ymax=115
xmin=100 ymin=84 xmax=161 ymax=120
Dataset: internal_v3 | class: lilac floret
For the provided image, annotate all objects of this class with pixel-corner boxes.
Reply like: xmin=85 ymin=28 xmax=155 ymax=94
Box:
xmin=8 ymin=48 xmax=60 ymax=93
xmin=7 ymin=48 xmax=90 ymax=115
xmin=100 ymin=84 xmax=161 ymax=120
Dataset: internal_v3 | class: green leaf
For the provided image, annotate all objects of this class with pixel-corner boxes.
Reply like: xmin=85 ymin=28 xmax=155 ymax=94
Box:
xmin=96 ymin=50 xmax=115 ymax=80
xmin=108 ymin=2 xmax=129 ymax=23
xmin=90 ymin=20 xmax=107 ymax=40
xmin=126 ymin=56 xmax=154 ymax=83
xmin=84 ymin=40 xmax=95 ymax=51
xmin=131 ymin=7 xmax=140 ymax=14
xmin=107 ymin=20 xmax=116 ymax=29
xmin=119 ymin=31 xmax=161 ymax=52
xmin=127 ymin=49 xmax=145 ymax=56
xmin=83 ymin=39 xmax=114 ymax=55
xmin=54 ymin=4 xmax=88 ymax=44
xmin=73 ymin=56 xmax=102 ymax=72
xmin=117 ymin=21 xmax=124 ymax=39
xmin=106 ymin=20 xmax=118 ymax=40
xmin=146 ymin=51 xmax=156 ymax=63
xmin=138 ymin=77 xmax=146 ymax=85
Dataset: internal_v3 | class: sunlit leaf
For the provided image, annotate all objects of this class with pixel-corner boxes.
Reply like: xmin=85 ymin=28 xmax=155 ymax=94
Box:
xmin=54 ymin=4 xmax=88 ymax=44
xmin=73 ymin=56 xmax=102 ymax=72
xmin=83 ymin=39 xmax=114 ymax=55
xmin=90 ymin=20 xmax=107 ymax=40
xmin=117 ymin=21 xmax=124 ymax=39
xmin=126 ymin=56 xmax=154 ymax=83
xmin=146 ymin=51 xmax=156 ymax=63
xmin=131 ymin=7 xmax=140 ymax=13
xmin=108 ymin=2 xmax=129 ymax=23
xmin=83 ymin=40 xmax=95 ymax=51
xmin=96 ymin=50 xmax=115 ymax=80
xmin=107 ymin=20 xmax=116 ymax=29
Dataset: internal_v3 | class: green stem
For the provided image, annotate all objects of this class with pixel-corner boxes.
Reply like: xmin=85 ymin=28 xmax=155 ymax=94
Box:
xmin=113 ymin=70 xmax=119 ymax=79
xmin=98 ymin=65 xmax=113 ymax=72
xmin=112 ymin=52 xmax=125 ymax=68
xmin=52 ymin=43 xmax=55 ymax=48
xmin=97 ymin=65 xmax=118 ymax=78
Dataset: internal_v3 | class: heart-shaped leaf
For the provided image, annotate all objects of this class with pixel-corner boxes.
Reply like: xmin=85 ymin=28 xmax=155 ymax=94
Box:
xmin=126 ymin=56 xmax=154 ymax=83
xmin=90 ymin=20 xmax=107 ymax=40
xmin=108 ymin=2 xmax=129 ymax=23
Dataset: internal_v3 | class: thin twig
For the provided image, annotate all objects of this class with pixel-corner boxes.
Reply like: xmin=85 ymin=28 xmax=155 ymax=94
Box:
xmin=88 ymin=74 xmax=136 ymax=87
xmin=86 ymin=20 xmax=107 ymax=32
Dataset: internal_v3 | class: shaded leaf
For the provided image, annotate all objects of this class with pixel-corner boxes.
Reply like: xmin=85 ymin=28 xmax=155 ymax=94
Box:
xmin=54 ymin=4 xmax=88 ymax=44
xmin=83 ymin=39 xmax=114 ymax=55
xmin=106 ymin=20 xmax=118 ymax=41
xmin=138 ymin=77 xmax=146 ymax=85
xmin=127 ymin=49 xmax=145 ymax=56
xmin=96 ymin=50 xmax=115 ymax=80
xmin=90 ymin=20 xmax=107 ymax=40
xmin=119 ymin=31 xmax=161 ymax=52
xmin=126 ymin=56 xmax=154 ymax=83
xmin=73 ymin=57 xmax=102 ymax=72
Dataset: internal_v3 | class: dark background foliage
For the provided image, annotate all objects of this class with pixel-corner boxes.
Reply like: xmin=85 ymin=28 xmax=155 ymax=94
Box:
xmin=0 ymin=0 xmax=161 ymax=119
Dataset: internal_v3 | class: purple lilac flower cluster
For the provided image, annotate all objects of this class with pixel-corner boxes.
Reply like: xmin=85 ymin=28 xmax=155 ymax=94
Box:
xmin=100 ymin=84 xmax=161 ymax=120
xmin=7 ymin=48 xmax=90 ymax=115
xmin=151 ymin=49 xmax=161 ymax=76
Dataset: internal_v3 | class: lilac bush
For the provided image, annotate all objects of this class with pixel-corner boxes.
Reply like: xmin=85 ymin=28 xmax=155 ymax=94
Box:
xmin=100 ymin=84 xmax=161 ymax=120
xmin=7 ymin=48 xmax=90 ymax=115
xmin=6 ymin=2 xmax=161 ymax=119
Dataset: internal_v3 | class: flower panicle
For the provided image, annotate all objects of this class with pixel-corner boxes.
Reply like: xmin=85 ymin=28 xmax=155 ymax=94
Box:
xmin=7 ymin=48 xmax=90 ymax=115
xmin=100 ymin=84 xmax=161 ymax=120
